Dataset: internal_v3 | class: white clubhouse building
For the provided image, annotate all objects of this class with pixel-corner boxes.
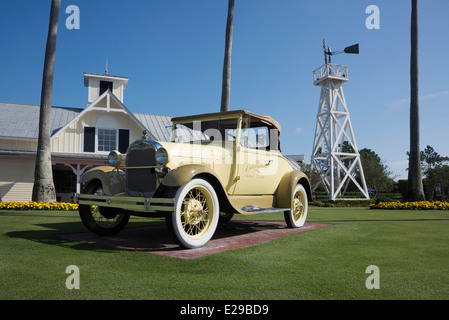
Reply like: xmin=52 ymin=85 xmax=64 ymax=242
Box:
xmin=0 ymin=72 xmax=172 ymax=202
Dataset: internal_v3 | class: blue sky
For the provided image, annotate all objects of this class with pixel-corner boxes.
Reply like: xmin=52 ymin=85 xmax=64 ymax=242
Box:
xmin=1 ymin=0 xmax=448 ymax=180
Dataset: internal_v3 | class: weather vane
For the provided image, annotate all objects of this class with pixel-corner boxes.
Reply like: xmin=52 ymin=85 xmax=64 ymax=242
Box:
xmin=323 ymin=39 xmax=359 ymax=64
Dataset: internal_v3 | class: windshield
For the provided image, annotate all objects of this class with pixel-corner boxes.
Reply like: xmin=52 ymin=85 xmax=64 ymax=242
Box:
xmin=171 ymin=118 xmax=239 ymax=143
xmin=171 ymin=117 xmax=280 ymax=151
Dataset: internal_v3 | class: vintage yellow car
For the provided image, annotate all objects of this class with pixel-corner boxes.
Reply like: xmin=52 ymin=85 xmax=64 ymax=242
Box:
xmin=77 ymin=110 xmax=312 ymax=248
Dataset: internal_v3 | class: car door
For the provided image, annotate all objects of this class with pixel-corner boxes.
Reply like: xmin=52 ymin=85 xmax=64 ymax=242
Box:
xmin=232 ymin=127 xmax=281 ymax=195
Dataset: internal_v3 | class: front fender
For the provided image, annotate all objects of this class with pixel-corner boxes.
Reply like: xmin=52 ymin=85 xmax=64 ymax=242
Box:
xmin=276 ymin=171 xmax=312 ymax=208
xmin=162 ymin=164 xmax=241 ymax=214
xmin=80 ymin=166 xmax=125 ymax=196
xmin=161 ymin=164 xmax=221 ymax=187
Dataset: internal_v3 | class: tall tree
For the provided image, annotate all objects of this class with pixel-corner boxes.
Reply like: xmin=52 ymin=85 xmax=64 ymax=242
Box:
xmin=359 ymin=148 xmax=396 ymax=194
xmin=32 ymin=0 xmax=61 ymax=202
xmin=220 ymin=0 xmax=235 ymax=112
xmin=405 ymin=0 xmax=425 ymax=201
xmin=421 ymin=145 xmax=449 ymax=171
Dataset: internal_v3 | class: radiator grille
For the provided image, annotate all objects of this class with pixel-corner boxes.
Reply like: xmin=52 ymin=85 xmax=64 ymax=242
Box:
xmin=126 ymin=141 xmax=157 ymax=197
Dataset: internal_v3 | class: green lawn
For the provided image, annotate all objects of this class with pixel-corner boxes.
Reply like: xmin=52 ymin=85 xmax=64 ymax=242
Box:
xmin=1 ymin=207 xmax=448 ymax=300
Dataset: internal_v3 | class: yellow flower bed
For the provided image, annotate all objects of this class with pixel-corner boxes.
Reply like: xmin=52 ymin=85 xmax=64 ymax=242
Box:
xmin=0 ymin=201 xmax=79 ymax=211
xmin=370 ymin=201 xmax=449 ymax=210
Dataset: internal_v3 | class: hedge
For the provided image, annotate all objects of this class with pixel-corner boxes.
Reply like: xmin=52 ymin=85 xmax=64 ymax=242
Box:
xmin=369 ymin=201 xmax=449 ymax=210
xmin=0 ymin=201 xmax=79 ymax=211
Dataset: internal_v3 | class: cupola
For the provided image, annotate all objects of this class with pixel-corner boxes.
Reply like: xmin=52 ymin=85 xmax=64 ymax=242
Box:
xmin=83 ymin=66 xmax=128 ymax=105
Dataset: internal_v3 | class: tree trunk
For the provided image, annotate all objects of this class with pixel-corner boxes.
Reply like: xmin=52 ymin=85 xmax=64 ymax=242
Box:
xmin=405 ymin=0 xmax=425 ymax=201
xmin=32 ymin=0 xmax=60 ymax=202
xmin=220 ymin=0 xmax=235 ymax=112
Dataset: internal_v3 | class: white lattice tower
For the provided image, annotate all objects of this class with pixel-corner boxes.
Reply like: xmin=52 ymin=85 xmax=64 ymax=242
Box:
xmin=311 ymin=63 xmax=369 ymax=200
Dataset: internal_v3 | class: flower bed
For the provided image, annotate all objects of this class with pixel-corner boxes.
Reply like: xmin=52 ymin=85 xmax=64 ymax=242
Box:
xmin=370 ymin=201 xmax=449 ymax=210
xmin=0 ymin=201 xmax=79 ymax=211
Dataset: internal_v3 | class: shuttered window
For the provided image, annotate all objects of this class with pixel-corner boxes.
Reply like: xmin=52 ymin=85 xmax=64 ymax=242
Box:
xmin=118 ymin=129 xmax=130 ymax=153
xmin=83 ymin=127 xmax=95 ymax=152
xmin=83 ymin=127 xmax=130 ymax=153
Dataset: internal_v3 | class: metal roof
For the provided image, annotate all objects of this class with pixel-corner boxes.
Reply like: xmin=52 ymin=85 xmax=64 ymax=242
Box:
xmin=0 ymin=102 xmax=82 ymax=140
xmin=0 ymin=102 xmax=172 ymax=142
xmin=133 ymin=112 xmax=173 ymax=142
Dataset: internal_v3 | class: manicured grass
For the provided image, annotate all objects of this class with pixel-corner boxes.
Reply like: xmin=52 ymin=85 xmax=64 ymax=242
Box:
xmin=1 ymin=207 xmax=449 ymax=300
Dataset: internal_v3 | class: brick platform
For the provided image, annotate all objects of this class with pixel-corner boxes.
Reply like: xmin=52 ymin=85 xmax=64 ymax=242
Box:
xmin=62 ymin=220 xmax=330 ymax=259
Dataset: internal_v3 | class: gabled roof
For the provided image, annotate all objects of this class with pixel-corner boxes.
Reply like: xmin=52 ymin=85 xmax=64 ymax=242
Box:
xmin=51 ymin=89 xmax=156 ymax=140
xmin=0 ymin=96 xmax=172 ymax=142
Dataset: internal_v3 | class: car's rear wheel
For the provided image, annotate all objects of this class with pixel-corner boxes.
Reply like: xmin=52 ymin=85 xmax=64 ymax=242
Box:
xmin=166 ymin=178 xmax=219 ymax=249
xmin=284 ymin=184 xmax=308 ymax=228
xmin=219 ymin=212 xmax=234 ymax=223
xmin=79 ymin=181 xmax=130 ymax=236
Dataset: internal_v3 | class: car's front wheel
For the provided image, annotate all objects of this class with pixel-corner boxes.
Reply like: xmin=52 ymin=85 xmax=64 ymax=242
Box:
xmin=284 ymin=184 xmax=308 ymax=228
xmin=78 ymin=181 xmax=130 ymax=236
xmin=166 ymin=178 xmax=220 ymax=249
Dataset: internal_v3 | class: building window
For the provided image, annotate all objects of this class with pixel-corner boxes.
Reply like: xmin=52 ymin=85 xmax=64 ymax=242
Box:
xmin=83 ymin=126 xmax=130 ymax=153
xmin=97 ymin=128 xmax=117 ymax=152
xmin=99 ymin=80 xmax=113 ymax=96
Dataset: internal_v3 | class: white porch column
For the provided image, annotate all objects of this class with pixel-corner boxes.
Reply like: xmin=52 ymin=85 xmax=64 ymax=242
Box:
xmin=64 ymin=164 xmax=92 ymax=194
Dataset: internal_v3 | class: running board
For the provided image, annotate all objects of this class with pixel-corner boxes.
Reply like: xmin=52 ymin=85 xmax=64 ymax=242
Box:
xmin=241 ymin=205 xmax=289 ymax=214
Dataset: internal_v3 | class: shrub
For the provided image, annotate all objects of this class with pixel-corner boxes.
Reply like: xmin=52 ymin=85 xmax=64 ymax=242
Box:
xmin=370 ymin=201 xmax=449 ymax=210
xmin=0 ymin=201 xmax=79 ymax=211
xmin=310 ymin=200 xmax=371 ymax=207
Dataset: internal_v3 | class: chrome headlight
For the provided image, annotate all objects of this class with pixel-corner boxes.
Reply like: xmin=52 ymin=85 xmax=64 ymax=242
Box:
xmin=155 ymin=148 xmax=168 ymax=165
xmin=108 ymin=150 xmax=123 ymax=168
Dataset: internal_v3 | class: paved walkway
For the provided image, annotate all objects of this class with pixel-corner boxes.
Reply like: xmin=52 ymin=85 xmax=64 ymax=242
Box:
xmin=62 ymin=220 xmax=330 ymax=259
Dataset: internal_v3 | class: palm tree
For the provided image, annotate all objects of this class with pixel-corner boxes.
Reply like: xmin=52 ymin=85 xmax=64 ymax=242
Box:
xmin=32 ymin=0 xmax=61 ymax=202
xmin=220 ymin=0 xmax=235 ymax=112
xmin=405 ymin=0 xmax=425 ymax=201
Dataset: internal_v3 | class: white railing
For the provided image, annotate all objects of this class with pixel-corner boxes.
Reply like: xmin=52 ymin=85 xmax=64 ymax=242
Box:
xmin=313 ymin=64 xmax=349 ymax=83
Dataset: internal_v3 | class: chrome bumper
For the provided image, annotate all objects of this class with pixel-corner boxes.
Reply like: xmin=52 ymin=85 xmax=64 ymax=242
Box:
xmin=76 ymin=194 xmax=174 ymax=213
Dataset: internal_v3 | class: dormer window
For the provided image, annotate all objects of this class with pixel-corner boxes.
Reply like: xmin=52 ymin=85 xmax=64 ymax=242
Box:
xmin=99 ymin=80 xmax=113 ymax=96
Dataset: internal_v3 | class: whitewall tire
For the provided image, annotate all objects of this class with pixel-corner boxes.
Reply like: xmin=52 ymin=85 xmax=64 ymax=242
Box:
xmin=284 ymin=184 xmax=308 ymax=228
xmin=167 ymin=178 xmax=220 ymax=249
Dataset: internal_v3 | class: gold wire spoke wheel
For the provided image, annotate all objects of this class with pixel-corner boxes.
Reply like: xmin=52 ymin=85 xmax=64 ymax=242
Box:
xmin=292 ymin=189 xmax=306 ymax=223
xmin=90 ymin=188 xmax=122 ymax=228
xmin=180 ymin=187 xmax=214 ymax=239
xmin=284 ymin=184 xmax=308 ymax=228
xmin=168 ymin=178 xmax=220 ymax=249
xmin=79 ymin=181 xmax=130 ymax=236
xmin=91 ymin=207 xmax=122 ymax=228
